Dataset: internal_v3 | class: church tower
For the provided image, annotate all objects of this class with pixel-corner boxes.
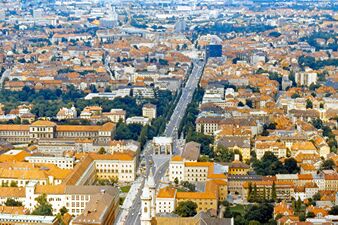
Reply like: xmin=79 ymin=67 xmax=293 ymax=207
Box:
xmin=147 ymin=169 xmax=156 ymax=217
xmin=141 ymin=182 xmax=152 ymax=225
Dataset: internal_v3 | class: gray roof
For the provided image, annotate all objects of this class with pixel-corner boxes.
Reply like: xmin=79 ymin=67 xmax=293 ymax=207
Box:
xmin=182 ymin=141 xmax=201 ymax=161
xmin=216 ymin=136 xmax=250 ymax=148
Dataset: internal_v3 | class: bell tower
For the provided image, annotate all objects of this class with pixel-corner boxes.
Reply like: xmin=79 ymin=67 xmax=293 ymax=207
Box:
xmin=141 ymin=182 xmax=152 ymax=225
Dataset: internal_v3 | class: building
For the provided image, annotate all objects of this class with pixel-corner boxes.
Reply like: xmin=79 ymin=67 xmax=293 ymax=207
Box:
xmin=56 ymin=106 xmax=77 ymax=121
xmin=228 ymin=175 xmax=263 ymax=194
xmin=174 ymin=19 xmax=187 ymax=33
xmin=295 ymin=71 xmax=317 ymax=86
xmin=71 ymin=187 xmax=119 ymax=225
xmin=255 ymin=142 xmax=287 ymax=159
xmin=67 ymin=152 xmax=137 ymax=184
xmin=0 ymin=214 xmax=58 ymax=225
xmin=196 ymin=116 xmax=224 ymax=135
xmin=168 ymin=156 xmax=227 ymax=183
xmin=153 ymin=137 xmax=173 ymax=155
xmin=228 ymin=157 xmax=250 ymax=175
xmin=0 ymin=150 xmax=31 ymax=163
xmin=126 ymin=116 xmax=151 ymax=126
xmin=0 ymin=120 xmax=116 ymax=145
xmin=155 ymin=187 xmax=177 ymax=214
xmin=215 ymin=136 xmax=251 ymax=161
xmin=142 ymin=103 xmax=157 ymax=120
xmin=143 ymin=172 xmax=227 ymax=225
xmin=242 ymin=180 xmax=294 ymax=202
xmin=103 ymin=109 xmax=126 ymax=123
xmin=25 ymin=155 xmax=75 ymax=169
xmin=181 ymin=141 xmax=200 ymax=162
xmin=0 ymin=182 xmax=119 ymax=219
xmin=80 ymin=106 xmax=102 ymax=119
xmin=153 ymin=212 xmax=234 ymax=225
xmin=0 ymin=162 xmax=71 ymax=187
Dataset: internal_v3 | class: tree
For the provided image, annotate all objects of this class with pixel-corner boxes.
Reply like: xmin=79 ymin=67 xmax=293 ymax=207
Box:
xmin=248 ymin=221 xmax=261 ymax=225
xmin=98 ymin=147 xmax=106 ymax=154
xmin=284 ymin=158 xmax=300 ymax=174
xmin=261 ymin=129 xmax=270 ymax=136
xmin=31 ymin=194 xmax=53 ymax=216
xmin=244 ymin=203 xmax=273 ymax=224
xmin=320 ymin=159 xmax=335 ymax=170
xmin=59 ymin=206 xmax=68 ymax=216
xmin=181 ymin=181 xmax=196 ymax=192
xmin=291 ymin=93 xmax=300 ymax=99
xmin=329 ymin=206 xmax=338 ymax=215
xmin=253 ymin=185 xmax=258 ymax=202
xmin=248 ymin=182 xmax=253 ymax=202
xmin=306 ymin=212 xmax=316 ymax=218
xmin=271 ymin=181 xmax=277 ymax=202
xmin=4 ymin=198 xmax=23 ymax=206
xmin=238 ymin=102 xmax=245 ymax=107
xmin=295 ymin=197 xmax=302 ymax=212
xmin=214 ymin=147 xmax=235 ymax=162
xmin=174 ymin=177 xmax=179 ymax=185
xmin=311 ymin=118 xmax=323 ymax=129
xmin=174 ymin=201 xmax=197 ymax=217
xmin=246 ymin=99 xmax=253 ymax=108
xmin=312 ymin=192 xmax=321 ymax=201
xmin=10 ymin=181 xmax=18 ymax=187
xmin=252 ymin=152 xmax=286 ymax=175
xmin=138 ymin=125 xmax=149 ymax=148
xmin=306 ymin=99 xmax=313 ymax=109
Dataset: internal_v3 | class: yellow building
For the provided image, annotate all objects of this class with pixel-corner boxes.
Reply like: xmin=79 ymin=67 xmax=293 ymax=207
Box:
xmin=0 ymin=120 xmax=116 ymax=144
xmin=228 ymin=160 xmax=250 ymax=175
xmin=142 ymin=103 xmax=157 ymax=120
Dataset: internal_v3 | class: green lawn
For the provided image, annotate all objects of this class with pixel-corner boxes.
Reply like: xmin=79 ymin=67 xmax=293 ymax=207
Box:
xmin=229 ymin=204 xmax=246 ymax=215
xmin=176 ymin=187 xmax=187 ymax=192
xmin=120 ymin=185 xmax=131 ymax=193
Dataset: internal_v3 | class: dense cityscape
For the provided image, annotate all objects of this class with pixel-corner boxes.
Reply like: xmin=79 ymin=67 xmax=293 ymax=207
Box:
xmin=0 ymin=0 xmax=337 ymax=224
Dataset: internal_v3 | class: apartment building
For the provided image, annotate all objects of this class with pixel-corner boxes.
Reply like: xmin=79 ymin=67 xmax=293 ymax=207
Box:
xmin=196 ymin=116 xmax=223 ymax=135
xmin=142 ymin=103 xmax=157 ymax=119
xmin=242 ymin=180 xmax=295 ymax=202
xmin=255 ymin=142 xmax=287 ymax=159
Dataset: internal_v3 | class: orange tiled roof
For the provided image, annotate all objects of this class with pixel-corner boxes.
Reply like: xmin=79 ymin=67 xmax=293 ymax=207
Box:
xmin=171 ymin=155 xmax=183 ymax=161
xmin=157 ymin=187 xmax=176 ymax=198
xmin=176 ymin=191 xmax=217 ymax=200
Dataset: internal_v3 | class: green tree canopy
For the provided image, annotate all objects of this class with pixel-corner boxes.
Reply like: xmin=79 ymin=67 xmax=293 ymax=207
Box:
xmin=4 ymin=198 xmax=23 ymax=206
xmin=252 ymin=152 xmax=287 ymax=175
xmin=31 ymin=194 xmax=53 ymax=216
xmin=174 ymin=201 xmax=197 ymax=217
xmin=320 ymin=159 xmax=335 ymax=171
xmin=244 ymin=203 xmax=273 ymax=224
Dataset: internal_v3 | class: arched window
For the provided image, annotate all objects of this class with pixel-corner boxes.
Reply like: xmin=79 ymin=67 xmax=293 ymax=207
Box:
xmin=144 ymin=207 xmax=148 ymax=213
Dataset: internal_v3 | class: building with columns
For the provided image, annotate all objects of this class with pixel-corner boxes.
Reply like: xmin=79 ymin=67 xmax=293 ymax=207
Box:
xmin=153 ymin=137 xmax=173 ymax=155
